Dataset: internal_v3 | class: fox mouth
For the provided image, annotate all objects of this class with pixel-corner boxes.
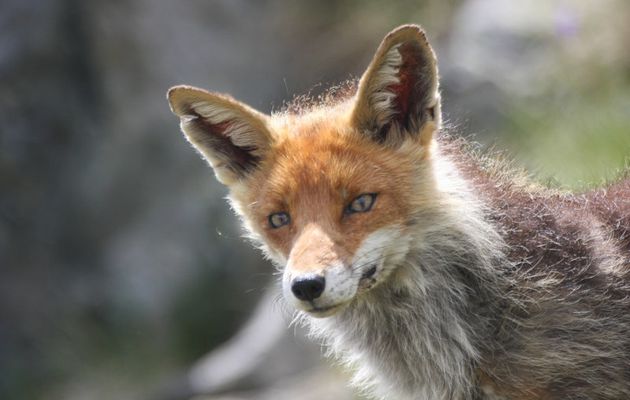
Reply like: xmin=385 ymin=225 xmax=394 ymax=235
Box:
xmin=307 ymin=264 xmax=380 ymax=317
xmin=361 ymin=264 xmax=377 ymax=279
xmin=307 ymin=303 xmax=346 ymax=318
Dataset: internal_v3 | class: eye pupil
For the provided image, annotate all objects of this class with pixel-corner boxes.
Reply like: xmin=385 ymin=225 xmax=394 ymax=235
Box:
xmin=347 ymin=193 xmax=377 ymax=214
xmin=269 ymin=212 xmax=290 ymax=228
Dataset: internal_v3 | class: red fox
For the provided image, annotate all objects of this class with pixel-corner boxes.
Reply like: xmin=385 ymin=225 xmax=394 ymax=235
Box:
xmin=167 ymin=25 xmax=630 ymax=400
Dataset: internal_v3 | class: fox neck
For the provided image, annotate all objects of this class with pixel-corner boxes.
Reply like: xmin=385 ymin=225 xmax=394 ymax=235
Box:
xmin=305 ymin=147 xmax=508 ymax=400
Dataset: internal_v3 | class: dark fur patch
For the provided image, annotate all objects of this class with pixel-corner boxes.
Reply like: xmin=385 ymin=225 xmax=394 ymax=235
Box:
xmin=187 ymin=109 xmax=261 ymax=176
xmin=375 ymin=122 xmax=392 ymax=143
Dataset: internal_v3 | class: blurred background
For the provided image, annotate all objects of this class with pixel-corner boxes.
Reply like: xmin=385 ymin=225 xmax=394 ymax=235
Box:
xmin=1 ymin=1 xmax=629 ymax=399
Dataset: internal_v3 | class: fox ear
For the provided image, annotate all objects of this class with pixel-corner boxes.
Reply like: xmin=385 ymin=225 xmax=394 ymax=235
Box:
xmin=167 ymin=86 xmax=273 ymax=185
xmin=351 ymin=25 xmax=440 ymax=146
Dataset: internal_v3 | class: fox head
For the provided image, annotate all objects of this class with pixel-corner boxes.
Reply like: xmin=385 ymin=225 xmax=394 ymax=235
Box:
xmin=168 ymin=25 xmax=441 ymax=317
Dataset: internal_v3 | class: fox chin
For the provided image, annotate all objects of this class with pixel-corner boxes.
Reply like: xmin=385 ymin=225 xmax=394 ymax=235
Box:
xmin=168 ymin=25 xmax=630 ymax=400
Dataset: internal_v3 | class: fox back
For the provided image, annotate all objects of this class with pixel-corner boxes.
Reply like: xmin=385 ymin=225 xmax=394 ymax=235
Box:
xmin=168 ymin=25 xmax=630 ymax=400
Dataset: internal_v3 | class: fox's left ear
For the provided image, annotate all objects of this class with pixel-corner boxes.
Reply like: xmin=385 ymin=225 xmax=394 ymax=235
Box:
xmin=351 ymin=24 xmax=440 ymax=146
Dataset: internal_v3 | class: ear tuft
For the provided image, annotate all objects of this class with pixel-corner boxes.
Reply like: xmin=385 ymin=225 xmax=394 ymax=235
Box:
xmin=352 ymin=25 xmax=441 ymax=146
xmin=167 ymin=86 xmax=273 ymax=185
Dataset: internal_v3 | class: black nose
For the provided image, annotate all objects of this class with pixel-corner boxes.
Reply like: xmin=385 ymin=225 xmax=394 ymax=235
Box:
xmin=291 ymin=275 xmax=325 ymax=302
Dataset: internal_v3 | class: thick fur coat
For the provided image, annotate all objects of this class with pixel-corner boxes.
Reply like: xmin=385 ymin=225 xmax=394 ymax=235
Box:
xmin=168 ymin=25 xmax=630 ymax=400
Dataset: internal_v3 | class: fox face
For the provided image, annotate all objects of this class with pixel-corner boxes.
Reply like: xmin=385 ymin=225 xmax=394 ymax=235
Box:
xmin=251 ymin=129 xmax=425 ymax=316
xmin=168 ymin=25 xmax=441 ymax=317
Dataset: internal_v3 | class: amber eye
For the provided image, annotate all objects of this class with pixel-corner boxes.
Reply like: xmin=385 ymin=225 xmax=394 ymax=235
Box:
xmin=346 ymin=193 xmax=377 ymax=214
xmin=268 ymin=212 xmax=291 ymax=229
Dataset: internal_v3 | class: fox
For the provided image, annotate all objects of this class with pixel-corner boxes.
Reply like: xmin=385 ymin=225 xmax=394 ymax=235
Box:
xmin=167 ymin=25 xmax=630 ymax=400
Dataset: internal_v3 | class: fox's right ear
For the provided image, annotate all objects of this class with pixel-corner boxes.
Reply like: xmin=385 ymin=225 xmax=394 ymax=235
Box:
xmin=167 ymin=86 xmax=273 ymax=185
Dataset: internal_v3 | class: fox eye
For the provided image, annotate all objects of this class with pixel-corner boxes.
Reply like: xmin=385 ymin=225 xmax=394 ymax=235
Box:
xmin=268 ymin=212 xmax=291 ymax=229
xmin=346 ymin=193 xmax=377 ymax=214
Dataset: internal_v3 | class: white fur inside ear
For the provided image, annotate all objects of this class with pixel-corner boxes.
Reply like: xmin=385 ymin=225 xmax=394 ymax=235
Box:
xmin=366 ymin=44 xmax=402 ymax=129
xmin=190 ymin=101 xmax=267 ymax=156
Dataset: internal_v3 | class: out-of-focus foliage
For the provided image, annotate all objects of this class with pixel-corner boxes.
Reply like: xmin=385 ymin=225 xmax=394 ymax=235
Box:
xmin=443 ymin=0 xmax=630 ymax=187
xmin=1 ymin=1 xmax=628 ymax=400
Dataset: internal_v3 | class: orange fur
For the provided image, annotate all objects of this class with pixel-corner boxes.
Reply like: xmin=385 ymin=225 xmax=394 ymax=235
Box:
xmin=222 ymin=110 xmax=424 ymax=271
